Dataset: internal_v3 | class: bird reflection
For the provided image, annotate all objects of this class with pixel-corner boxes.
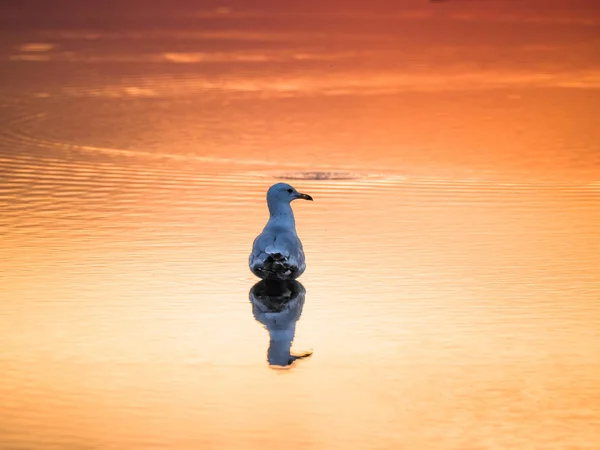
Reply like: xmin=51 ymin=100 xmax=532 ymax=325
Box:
xmin=249 ymin=280 xmax=313 ymax=368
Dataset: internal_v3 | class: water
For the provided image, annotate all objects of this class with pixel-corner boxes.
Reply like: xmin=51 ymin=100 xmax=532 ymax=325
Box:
xmin=1 ymin=2 xmax=600 ymax=449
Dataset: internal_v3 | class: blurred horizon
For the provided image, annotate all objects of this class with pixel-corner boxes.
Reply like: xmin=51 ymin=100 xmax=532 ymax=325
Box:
xmin=2 ymin=0 xmax=600 ymax=23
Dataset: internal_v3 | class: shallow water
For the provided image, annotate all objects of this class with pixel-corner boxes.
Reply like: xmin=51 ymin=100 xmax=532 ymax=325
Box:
xmin=1 ymin=2 xmax=600 ymax=449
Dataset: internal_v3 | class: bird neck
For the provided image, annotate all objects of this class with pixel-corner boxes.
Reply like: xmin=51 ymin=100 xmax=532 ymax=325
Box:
xmin=267 ymin=201 xmax=296 ymax=227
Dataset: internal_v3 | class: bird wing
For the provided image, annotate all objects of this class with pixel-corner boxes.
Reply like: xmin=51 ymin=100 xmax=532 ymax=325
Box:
xmin=250 ymin=230 xmax=305 ymax=270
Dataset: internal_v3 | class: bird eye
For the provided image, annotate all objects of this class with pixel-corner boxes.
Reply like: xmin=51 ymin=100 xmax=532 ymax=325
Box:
xmin=287 ymin=189 xmax=293 ymax=193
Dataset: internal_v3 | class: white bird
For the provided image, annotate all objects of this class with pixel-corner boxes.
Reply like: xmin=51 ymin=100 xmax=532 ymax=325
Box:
xmin=249 ymin=183 xmax=313 ymax=280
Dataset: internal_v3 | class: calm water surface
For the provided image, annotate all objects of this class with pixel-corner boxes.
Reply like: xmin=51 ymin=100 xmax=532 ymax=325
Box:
xmin=1 ymin=3 xmax=600 ymax=449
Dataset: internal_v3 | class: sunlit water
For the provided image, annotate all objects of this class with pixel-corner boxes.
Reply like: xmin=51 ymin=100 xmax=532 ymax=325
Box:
xmin=1 ymin=3 xmax=600 ymax=449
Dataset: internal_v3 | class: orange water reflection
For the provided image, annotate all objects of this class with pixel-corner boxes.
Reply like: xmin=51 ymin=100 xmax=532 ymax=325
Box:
xmin=2 ymin=1 xmax=600 ymax=449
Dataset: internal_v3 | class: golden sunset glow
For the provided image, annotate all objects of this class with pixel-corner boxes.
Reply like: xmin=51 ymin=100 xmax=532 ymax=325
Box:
xmin=1 ymin=1 xmax=600 ymax=449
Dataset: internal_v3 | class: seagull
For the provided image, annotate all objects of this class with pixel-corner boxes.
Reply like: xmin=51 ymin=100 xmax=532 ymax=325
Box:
xmin=249 ymin=183 xmax=313 ymax=280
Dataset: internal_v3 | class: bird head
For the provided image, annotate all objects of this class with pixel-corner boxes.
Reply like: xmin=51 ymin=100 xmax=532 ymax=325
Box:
xmin=266 ymin=183 xmax=313 ymax=204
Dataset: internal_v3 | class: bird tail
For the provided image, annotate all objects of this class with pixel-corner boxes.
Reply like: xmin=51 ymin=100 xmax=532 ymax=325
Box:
xmin=262 ymin=254 xmax=296 ymax=279
xmin=268 ymin=252 xmax=286 ymax=261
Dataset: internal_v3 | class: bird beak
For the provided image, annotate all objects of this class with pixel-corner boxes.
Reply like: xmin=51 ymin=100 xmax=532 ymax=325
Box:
xmin=298 ymin=193 xmax=313 ymax=201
